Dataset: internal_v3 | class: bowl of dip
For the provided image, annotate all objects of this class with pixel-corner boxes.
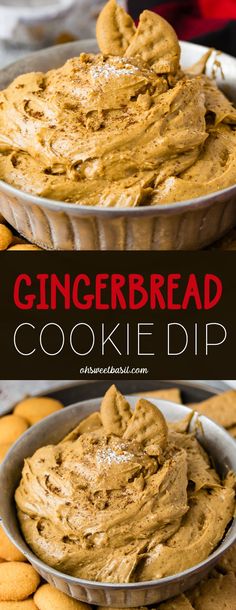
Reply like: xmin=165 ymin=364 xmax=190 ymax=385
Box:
xmin=0 ymin=2 xmax=236 ymax=249
xmin=0 ymin=391 xmax=235 ymax=606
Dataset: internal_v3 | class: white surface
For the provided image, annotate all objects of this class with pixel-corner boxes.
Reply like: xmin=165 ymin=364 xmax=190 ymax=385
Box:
xmin=225 ymin=380 xmax=236 ymax=388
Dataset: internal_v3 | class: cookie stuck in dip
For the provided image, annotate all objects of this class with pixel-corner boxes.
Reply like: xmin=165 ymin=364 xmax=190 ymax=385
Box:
xmin=15 ymin=385 xmax=235 ymax=583
xmin=0 ymin=0 xmax=235 ymax=207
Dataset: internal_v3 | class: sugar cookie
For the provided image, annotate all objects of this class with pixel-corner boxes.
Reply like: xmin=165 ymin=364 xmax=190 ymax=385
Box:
xmin=14 ymin=397 xmax=63 ymax=426
xmin=34 ymin=584 xmax=91 ymax=610
xmin=0 ymin=563 xmax=40 ymax=601
xmin=96 ymin=0 xmax=135 ymax=56
xmin=9 ymin=236 xmax=27 ymax=247
xmin=8 ymin=245 xmax=41 ymax=251
xmin=0 ymin=415 xmax=28 ymax=445
xmin=0 ymin=225 xmax=13 ymax=250
xmin=0 ymin=443 xmax=11 ymax=464
xmin=0 ymin=527 xmax=26 ymax=562
xmin=0 ymin=601 xmax=38 ymax=609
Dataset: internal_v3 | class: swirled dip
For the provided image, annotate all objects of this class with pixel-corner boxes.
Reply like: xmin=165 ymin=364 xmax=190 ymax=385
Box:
xmin=15 ymin=385 xmax=235 ymax=583
xmin=0 ymin=1 xmax=236 ymax=206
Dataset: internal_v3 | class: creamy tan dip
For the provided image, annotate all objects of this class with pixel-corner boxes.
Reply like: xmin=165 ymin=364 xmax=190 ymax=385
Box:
xmin=0 ymin=1 xmax=236 ymax=206
xmin=15 ymin=385 xmax=235 ymax=583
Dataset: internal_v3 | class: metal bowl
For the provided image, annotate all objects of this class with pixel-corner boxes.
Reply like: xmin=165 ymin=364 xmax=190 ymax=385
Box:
xmin=0 ymin=41 xmax=236 ymax=250
xmin=0 ymin=396 xmax=235 ymax=607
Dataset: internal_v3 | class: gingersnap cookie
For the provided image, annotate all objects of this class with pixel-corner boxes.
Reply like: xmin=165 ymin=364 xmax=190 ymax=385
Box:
xmin=14 ymin=397 xmax=63 ymax=426
xmin=188 ymin=572 xmax=236 ymax=609
xmin=123 ymin=398 xmax=168 ymax=454
xmin=0 ymin=527 xmax=26 ymax=562
xmin=0 ymin=563 xmax=40 ymax=601
xmin=193 ymin=390 xmax=236 ymax=430
xmin=0 ymin=443 xmax=11 ymax=464
xmin=100 ymin=384 xmax=132 ymax=436
xmin=0 ymin=416 xmax=28 ymax=445
xmin=125 ymin=10 xmax=180 ymax=74
xmin=34 ymin=584 xmax=91 ymax=610
xmin=137 ymin=388 xmax=181 ymax=403
xmin=96 ymin=0 xmax=136 ymax=56
xmin=0 ymin=601 xmax=38 ymax=609
xmin=0 ymin=225 xmax=13 ymax=250
xmin=158 ymin=594 xmax=194 ymax=609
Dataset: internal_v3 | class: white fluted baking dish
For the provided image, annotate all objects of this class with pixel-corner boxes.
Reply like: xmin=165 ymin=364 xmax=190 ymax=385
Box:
xmin=0 ymin=41 xmax=236 ymax=250
xmin=0 ymin=396 xmax=235 ymax=606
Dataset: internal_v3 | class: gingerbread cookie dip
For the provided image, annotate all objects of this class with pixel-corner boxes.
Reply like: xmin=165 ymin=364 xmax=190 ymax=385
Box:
xmin=15 ymin=385 xmax=235 ymax=583
xmin=0 ymin=1 xmax=235 ymax=207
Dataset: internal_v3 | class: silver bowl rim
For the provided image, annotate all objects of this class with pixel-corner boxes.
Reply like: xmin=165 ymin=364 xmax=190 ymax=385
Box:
xmin=0 ymin=39 xmax=236 ymax=216
xmin=0 ymin=396 xmax=235 ymax=591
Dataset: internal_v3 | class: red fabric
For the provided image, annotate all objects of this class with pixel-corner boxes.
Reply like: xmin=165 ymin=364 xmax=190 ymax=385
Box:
xmin=128 ymin=0 xmax=236 ymax=55
xmin=151 ymin=3 xmax=229 ymax=39
xmin=198 ymin=0 xmax=236 ymax=18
